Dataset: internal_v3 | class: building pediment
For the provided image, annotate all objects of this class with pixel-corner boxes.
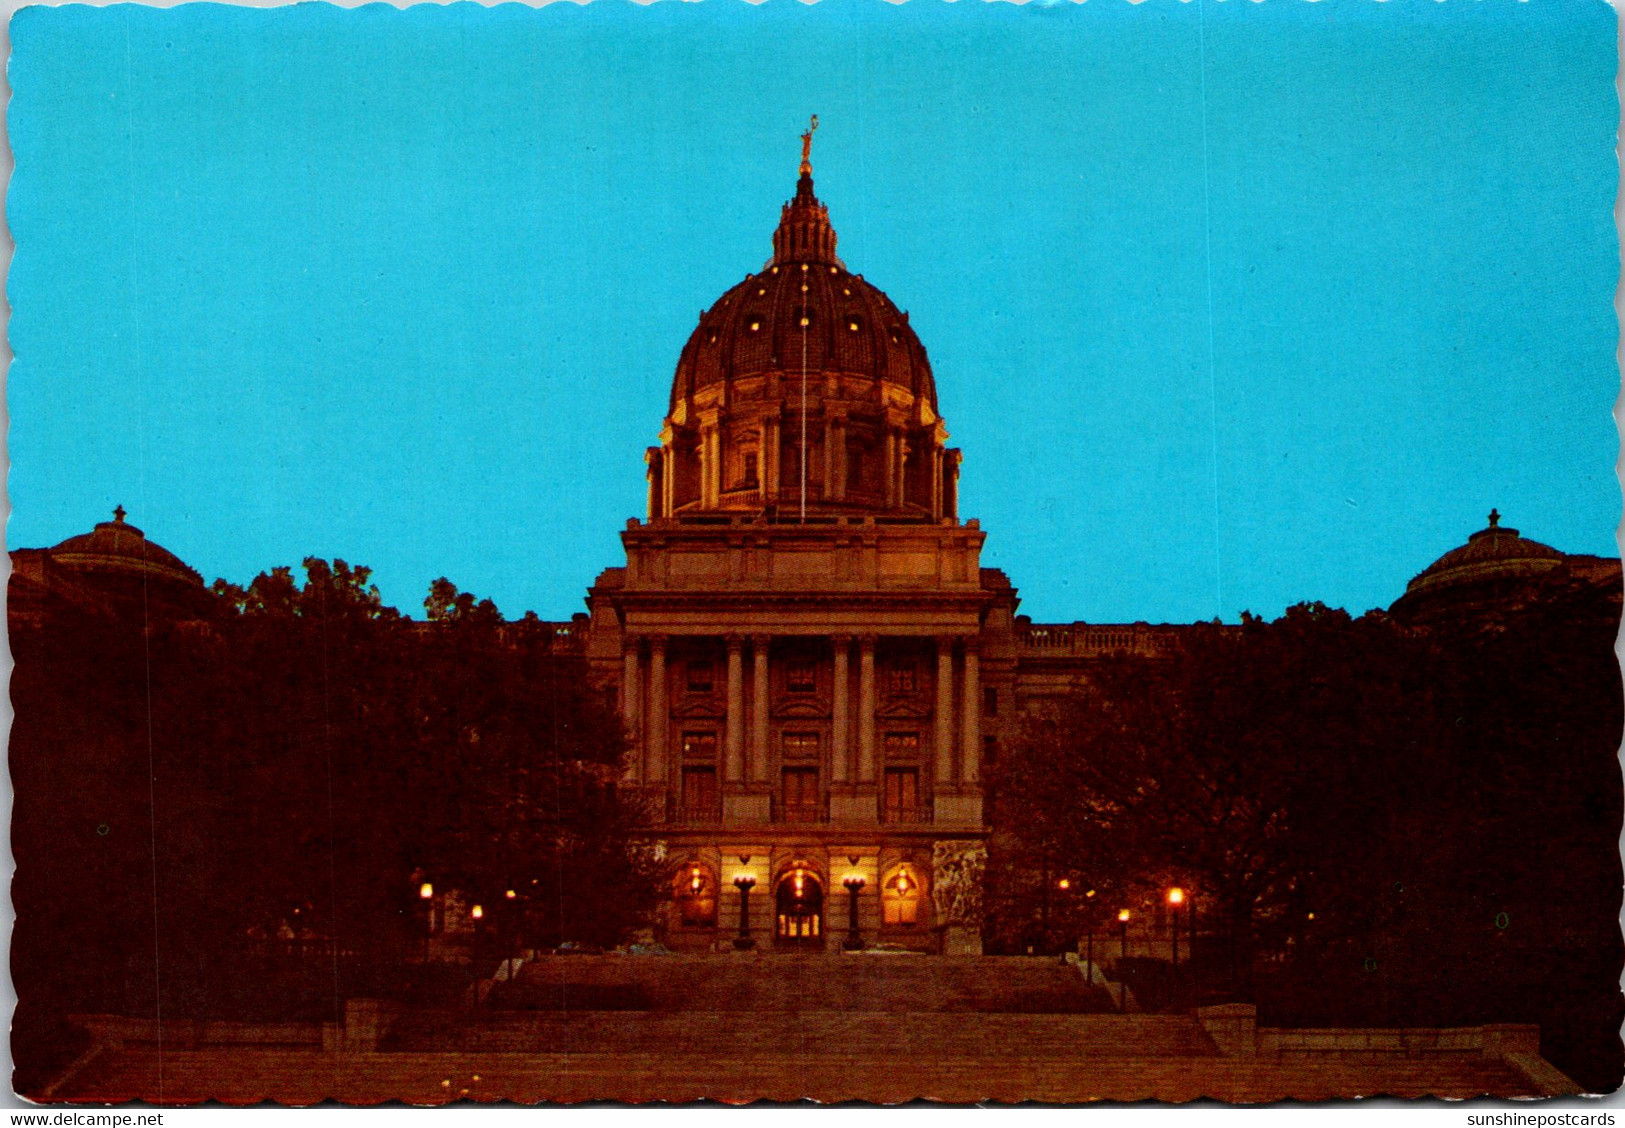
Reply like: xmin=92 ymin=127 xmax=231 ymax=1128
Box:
xmin=877 ymin=698 xmax=931 ymax=720
xmin=773 ymin=699 xmax=832 ymax=720
xmin=673 ymin=699 xmax=727 ymax=720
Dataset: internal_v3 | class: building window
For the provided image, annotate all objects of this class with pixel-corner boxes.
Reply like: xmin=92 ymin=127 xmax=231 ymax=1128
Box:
xmin=883 ymin=866 xmax=923 ymax=926
xmin=884 ymin=732 xmax=920 ymax=761
xmin=786 ymin=659 xmax=816 ymax=694
xmin=883 ymin=767 xmax=920 ymax=823
xmin=743 ymin=452 xmax=759 ymax=488
xmin=780 ymin=767 xmax=821 ymax=823
xmin=984 ymin=686 xmax=998 ymax=716
xmin=887 ymin=662 xmax=918 ymax=694
xmin=983 ymin=736 xmax=998 ymax=766
xmin=675 ymin=862 xmax=718 ymax=927
xmin=781 ymin=732 xmax=819 ymax=761
xmin=682 ymin=732 xmax=718 ymax=760
xmin=687 ymin=660 xmax=715 ymax=695
xmin=681 ymin=765 xmax=719 ymax=820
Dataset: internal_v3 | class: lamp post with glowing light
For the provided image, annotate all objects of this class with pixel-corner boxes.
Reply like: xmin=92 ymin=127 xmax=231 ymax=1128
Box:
xmin=733 ymin=875 xmax=757 ymax=950
xmin=1168 ymin=887 xmax=1184 ymax=983
xmin=418 ymin=881 xmax=434 ymax=962
xmin=1117 ymin=909 xmax=1131 ymax=1012
xmin=843 ymin=876 xmax=867 ymax=950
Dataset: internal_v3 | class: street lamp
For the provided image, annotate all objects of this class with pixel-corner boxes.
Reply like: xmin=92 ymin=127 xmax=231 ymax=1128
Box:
xmin=1117 ymin=909 xmax=1131 ymax=1012
xmin=418 ymin=881 xmax=434 ymax=962
xmin=1168 ymin=888 xmax=1184 ymax=973
xmin=1167 ymin=888 xmax=1185 ymax=1010
xmin=843 ymin=876 xmax=867 ymax=950
xmin=733 ymin=875 xmax=757 ymax=950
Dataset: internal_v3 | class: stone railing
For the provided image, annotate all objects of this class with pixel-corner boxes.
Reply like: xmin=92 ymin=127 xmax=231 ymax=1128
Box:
xmin=1194 ymin=1004 xmax=1579 ymax=1095
xmin=1018 ymin=623 xmax=1171 ymax=658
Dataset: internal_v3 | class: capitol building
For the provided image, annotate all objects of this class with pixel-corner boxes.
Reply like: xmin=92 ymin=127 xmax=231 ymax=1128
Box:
xmin=563 ymin=137 xmax=1617 ymax=956
xmin=14 ymin=136 xmax=1614 ymax=963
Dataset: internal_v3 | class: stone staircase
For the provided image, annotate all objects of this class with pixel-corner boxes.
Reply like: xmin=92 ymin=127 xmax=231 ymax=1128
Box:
xmin=46 ymin=955 xmax=1567 ymax=1103
xmin=61 ymin=1048 xmax=1535 ymax=1104
xmin=489 ymin=953 xmax=1113 ymax=1014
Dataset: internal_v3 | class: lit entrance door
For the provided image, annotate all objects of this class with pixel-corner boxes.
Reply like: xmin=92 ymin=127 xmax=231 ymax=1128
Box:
xmin=775 ymin=870 xmax=824 ymax=949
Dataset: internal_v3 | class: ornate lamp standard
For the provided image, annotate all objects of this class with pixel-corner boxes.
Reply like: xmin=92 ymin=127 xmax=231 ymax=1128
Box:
xmin=842 ymin=876 xmax=867 ymax=950
xmin=733 ymin=875 xmax=758 ymax=950
xmin=418 ymin=881 xmax=434 ymax=963
xmin=1117 ymin=909 xmax=1131 ymax=1012
xmin=1167 ymin=887 xmax=1185 ymax=1010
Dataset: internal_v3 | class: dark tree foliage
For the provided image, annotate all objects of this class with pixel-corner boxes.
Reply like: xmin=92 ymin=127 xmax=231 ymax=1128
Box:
xmin=11 ymin=564 xmax=660 ymax=1089
xmin=987 ymin=590 xmax=1622 ymax=1092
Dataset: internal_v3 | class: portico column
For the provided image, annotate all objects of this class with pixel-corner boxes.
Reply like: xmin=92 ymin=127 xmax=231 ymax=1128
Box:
xmin=751 ymin=635 xmax=771 ymax=783
xmin=725 ymin=636 xmax=746 ymax=782
xmin=935 ymin=637 xmax=956 ymax=786
xmin=831 ymin=636 xmax=851 ymax=783
xmin=858 ymin=635 xmax=877 ymax=783
xmin=961 ymin=643 xmax=981 ymax=785
xmin=646 ymin=636 xmax=668 ymax=784
xmin=621 ymin=639 xmax=642 ymax=781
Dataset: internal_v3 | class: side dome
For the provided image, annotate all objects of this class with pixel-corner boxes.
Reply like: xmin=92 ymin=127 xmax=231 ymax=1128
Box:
xmin=1390 ymin=509 xmax=1566 ymax=624
xmin=648 ymin=127 xmax=960 ymax=524
xmin=50 ymin=506 xmax=204 ymax=588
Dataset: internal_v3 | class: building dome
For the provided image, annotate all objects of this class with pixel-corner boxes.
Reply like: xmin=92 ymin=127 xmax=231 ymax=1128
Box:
xmin=1390 ymin=509 xmax=1566 ymax=623
xmin=648 ymin=125 xmax=959 ymax=523
xmin=49 ymin=506 xmax=204 ymax=588
xmin=668 ymin=174 xmax=937 ymax=412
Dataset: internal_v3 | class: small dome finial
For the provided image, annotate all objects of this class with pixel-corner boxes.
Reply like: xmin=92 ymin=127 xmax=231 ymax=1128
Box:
xmin=113 ymin=504 xmax=127 ymax=524
xmin=799 ymin=114 xmax=819 ymax=177
xmin=1488 ymin=507 xmax=1501 ymax=528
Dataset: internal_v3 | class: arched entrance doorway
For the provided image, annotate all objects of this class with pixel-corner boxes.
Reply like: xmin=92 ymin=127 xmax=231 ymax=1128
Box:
xmin=775 ymin=868 xmax=824 ymax=949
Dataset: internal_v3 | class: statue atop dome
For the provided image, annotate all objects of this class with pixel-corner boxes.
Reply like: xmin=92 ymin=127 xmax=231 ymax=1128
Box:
xmin=799 ymin=114 xmax=819 ymax=176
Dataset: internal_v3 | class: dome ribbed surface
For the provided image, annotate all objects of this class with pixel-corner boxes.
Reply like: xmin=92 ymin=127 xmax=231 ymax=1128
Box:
xmin=1404 ymin=514 xmax=1564 ymax=598
xmin=52 ymin=513 xmax=203 ymax=588
xmin=669 ymin=174 xmax=937 ymax=412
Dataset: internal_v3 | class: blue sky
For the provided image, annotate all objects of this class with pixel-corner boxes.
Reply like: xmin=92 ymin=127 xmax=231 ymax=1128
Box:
xmin=9 ymin=0 xmax=1618 ymax=624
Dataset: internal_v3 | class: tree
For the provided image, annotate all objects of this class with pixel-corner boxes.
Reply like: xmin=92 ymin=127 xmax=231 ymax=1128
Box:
xmin=987 ymin=605 xmax=1439 ymax=977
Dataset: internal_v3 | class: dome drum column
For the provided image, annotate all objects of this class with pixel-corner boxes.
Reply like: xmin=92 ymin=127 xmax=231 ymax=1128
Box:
xmin=645 ymin=447 xmax=665 ymax=521
xmin=930 ymin=448 xmax=944 ymax=521
xmin=890 ymin=432 xmax=903 ymax=510
xmin=762 ymin=414 xmax=782 ymax=503
xmin=825 ymin=415 xmax=848 ymax=502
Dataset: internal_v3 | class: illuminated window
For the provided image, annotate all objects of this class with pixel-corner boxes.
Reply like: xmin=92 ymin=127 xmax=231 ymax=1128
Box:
xmin=781 ymin=732 xmax=819 ymax=761
xmin=676 ymin=862 xmax=717 ymax=927
xmin=682 ymin=732 xmax=718 ymax=761
xmin=883 ymin=866 xmax=923 ymax=926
